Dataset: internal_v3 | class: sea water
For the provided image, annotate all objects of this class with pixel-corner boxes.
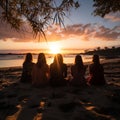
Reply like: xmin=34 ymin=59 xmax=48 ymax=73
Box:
xmin=0 ymin=54 xmax=93 ymax=68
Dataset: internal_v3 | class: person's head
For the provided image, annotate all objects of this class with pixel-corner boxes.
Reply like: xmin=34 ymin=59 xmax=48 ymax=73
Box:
xmin=37 ymin=53 xmax=46 ymax=67
xmin=25 ymin=53 xmax=32 ymax=63
xmin=92 ymin=54 xmax=100 ymax=64
xmin=53 ymin=54 xmax=63 ymax=65
xmin=75 ymin=54 xmax=83 ymax=67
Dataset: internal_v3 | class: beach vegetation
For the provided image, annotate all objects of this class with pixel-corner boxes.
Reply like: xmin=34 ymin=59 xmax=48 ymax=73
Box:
xmin=0 ymin=0 xmax=79 ymax=38
xmin=93 ymin=0 xmax=120 ymax=17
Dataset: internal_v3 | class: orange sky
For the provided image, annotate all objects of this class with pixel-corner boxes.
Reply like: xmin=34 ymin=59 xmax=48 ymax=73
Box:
xmin=0 ymin=0 xmax=120 ymax=52
xmin=0 ymin=23 xmax=119 ymax=51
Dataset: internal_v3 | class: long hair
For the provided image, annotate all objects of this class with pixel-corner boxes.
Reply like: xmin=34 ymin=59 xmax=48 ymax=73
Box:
xmin=53 ymin=54 xmax=63 ymax=65
xmin=24 ymin=53 xmax=32 ymax=63
xmin=53 ymin=54 xmax=63 ymax=66
xmin=93 ymin=54 xmax=100 ymax=64
xmin=53 ymin=53 xmax=64 ymax=71
xmin=75 ymin=55 xmax=84 ymax=70
xmin=37 ymin=53 xmax=46 ymax=68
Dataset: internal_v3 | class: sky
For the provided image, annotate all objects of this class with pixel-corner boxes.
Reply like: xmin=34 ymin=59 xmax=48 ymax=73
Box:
xmin=0 ymin=0 xmax=120 ymax=52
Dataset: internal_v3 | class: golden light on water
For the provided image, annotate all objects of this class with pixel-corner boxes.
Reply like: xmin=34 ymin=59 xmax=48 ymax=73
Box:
xmin=48 ymin=42 xmax=61 ymax=54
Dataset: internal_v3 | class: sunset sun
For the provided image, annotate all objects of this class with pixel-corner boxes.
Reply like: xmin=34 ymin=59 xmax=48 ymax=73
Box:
xmin=49 ymin=43 xmax=61 ymax=54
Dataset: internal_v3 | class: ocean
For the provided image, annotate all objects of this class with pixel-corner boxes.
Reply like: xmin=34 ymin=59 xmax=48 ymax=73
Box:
xmin=0 ymin=54 xmax=93 ymax=68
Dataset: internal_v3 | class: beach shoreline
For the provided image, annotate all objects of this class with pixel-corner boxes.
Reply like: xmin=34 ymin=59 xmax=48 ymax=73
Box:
xmin=0 ymin=58 xmax=120 ymax=120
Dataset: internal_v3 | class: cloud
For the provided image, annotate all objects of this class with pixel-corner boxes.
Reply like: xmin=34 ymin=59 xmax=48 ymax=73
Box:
xmin=104 ymin=12 xmax=120 ymax=22
xmin=0 ymin=20 xmax=120 ymax=42
xmin=94 ymin=25 xmax=120 ymax=41
xmin=0 ymin=5 xmax=119 ymax=42
xmin=69 ymin=24 xmax=120 ymax=41
xmin=45 ymin=24 xmax=120 ymax=41
xmin=0 ymin=20 xmax=35 ymax=42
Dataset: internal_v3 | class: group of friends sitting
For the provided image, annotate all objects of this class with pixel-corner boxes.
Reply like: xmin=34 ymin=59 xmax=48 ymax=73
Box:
xmin=21 ymin=53 xmax=106 ymax=87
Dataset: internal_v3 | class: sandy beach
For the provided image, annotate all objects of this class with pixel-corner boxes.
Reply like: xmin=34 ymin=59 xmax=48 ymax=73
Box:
xmin=0 ymin=58 xmax=120 ymax=120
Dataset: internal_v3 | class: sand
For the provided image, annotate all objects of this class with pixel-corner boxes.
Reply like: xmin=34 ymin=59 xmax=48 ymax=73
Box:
xmin=0 ymin=58 xmax=120 ymax=120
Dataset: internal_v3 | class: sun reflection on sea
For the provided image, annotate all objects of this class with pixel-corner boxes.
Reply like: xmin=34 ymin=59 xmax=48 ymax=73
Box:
xmin=48 ymin=42 xmax=62 ymax=54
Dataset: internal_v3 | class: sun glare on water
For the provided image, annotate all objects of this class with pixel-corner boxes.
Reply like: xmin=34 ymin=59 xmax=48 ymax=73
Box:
xmin=49 ymin=42 xmax=61 ymax=54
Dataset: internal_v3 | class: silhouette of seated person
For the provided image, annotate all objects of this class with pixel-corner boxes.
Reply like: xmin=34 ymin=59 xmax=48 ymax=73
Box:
xmin=71 ymin=55 xmax=87 ymax=86
xmin=21 ymin=53 xmax=35 ymax=83
xmin=50 ymin=54 xmax=67 ymax=87
xmin=32 ymin=53 xmax=50 ymax=87
xmin=88 ymin=54 xmax=106 ymax=86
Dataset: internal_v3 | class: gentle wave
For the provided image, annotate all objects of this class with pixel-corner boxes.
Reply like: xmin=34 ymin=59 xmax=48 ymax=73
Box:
xmin=0 ymin=54 xmax=93 ymax=68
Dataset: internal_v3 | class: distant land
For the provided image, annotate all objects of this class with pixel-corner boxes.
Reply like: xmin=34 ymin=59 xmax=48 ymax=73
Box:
xmin=83 ymin=47 xmax=120 ymax=58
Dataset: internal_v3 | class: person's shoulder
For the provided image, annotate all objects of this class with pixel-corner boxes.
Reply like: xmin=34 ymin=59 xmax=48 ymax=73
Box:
xmin=89 ymin=63 xmax=94 ymax=69
xmin=100 ymin=63 xmax=103 ymax=66
xmin=50 ymin=63 xmax=54 ymax=67
xmin=32 ymin=62 xmax=35 ymax=65
xmin=63 ymin=63 xmax=67 ymax=66
xmin=99 ymin=64 xmax=104 ymax=68
xmin=83 ymin=65 xmax=87 ymax=70
xmin=42 ymin=64 xmax=49 ymax=69
xmin=23 ymin=62 xmax=25 ymax=66
xmin=71 ymin=64 xmax=75 ymax=68
xmin=45 ymin=64 xmax=49 ymax=68
xmin=89 ymin=63 xmax=93 ymax=67
xmin=71 ymin=65 xmax=76 ymax=71
xmin=23 ymin=62 xmax=30 ymax=67
xmin=33 ymin=64 xmax=37 ymax=69
xmin=84 ymin=64 xmax=87 ymax=68
xmin=31 ymin=62 xmax=35 ymax=66
xmin=63 ymin=63 xmax=67 ymax=69
xmin=23 ymin=61 xmax=27 ymax=65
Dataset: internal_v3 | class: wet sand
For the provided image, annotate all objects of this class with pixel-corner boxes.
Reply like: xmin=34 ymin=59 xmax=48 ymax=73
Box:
xmin=0 ymin=58 xmax=120 ymax=120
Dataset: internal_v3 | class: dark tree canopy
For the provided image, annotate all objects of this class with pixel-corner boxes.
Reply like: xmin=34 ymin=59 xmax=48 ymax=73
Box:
xmin=93 ymin=0 xmax=120 ymax=17
xmin=0 ymin=0 xmax=79 ymax=38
